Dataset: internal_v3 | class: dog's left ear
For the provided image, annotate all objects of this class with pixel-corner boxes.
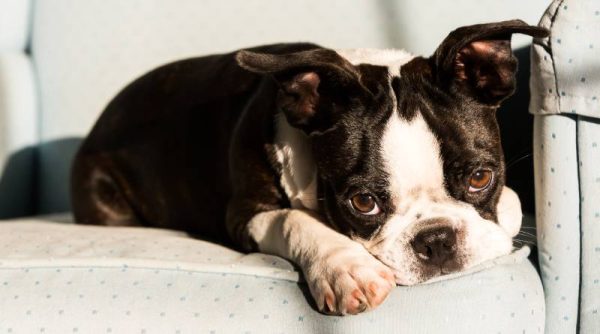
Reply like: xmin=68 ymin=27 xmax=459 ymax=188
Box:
xmin=236 ymin=48 xmax=362 ymax=132
xmin=432 ymin=20 xmax=548 ymax=105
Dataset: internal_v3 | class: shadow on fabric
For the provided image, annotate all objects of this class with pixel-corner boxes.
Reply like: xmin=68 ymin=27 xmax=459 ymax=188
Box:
xmin=0 ymin=137 xmax=83 ymax=218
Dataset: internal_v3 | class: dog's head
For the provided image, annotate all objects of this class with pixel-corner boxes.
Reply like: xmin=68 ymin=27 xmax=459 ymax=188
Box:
xmin=237 ymin=20 xmax=548 ymax=284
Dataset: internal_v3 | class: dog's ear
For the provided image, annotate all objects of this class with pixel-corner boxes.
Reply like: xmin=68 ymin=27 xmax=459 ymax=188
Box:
xmin=236 ymin=49 xmax=360 ymax=130
xmin=432 ymin=20 xmax=548 ymax=105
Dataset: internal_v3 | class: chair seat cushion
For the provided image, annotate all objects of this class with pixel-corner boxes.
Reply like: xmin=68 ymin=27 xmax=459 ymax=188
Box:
xmin=0 ymin=217 xmax=545 ymax=333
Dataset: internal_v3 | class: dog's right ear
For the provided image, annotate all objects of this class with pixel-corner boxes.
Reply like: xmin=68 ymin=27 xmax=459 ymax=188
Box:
xmin=431 ymin=20 xmax=549 ymax=106
xmin=236 ymin=49 xmax=360 ymax=130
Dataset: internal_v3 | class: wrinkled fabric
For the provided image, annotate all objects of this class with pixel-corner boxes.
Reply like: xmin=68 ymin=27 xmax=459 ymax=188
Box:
xmin=0 ymin=219 xmax=544 ymax=333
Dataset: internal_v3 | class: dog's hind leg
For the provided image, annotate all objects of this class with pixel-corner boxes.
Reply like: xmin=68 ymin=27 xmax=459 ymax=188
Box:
xmin=70 ymin=154 xmax=141 ymax=227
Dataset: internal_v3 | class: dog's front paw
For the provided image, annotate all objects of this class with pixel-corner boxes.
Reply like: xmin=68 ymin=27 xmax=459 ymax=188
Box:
xmin=304 ymin=246 xmax=396 ymax=315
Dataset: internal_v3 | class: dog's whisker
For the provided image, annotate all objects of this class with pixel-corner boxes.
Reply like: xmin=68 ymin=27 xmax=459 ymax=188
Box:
xmin=516 ymin=238 xmax=536 ymax=243
xmin=512 ymin=239 xmax=535 ymax=246
xmin=517 ymin=228 xmax=536 ymax=233
xmin=514 ymin=235 xmax=536 ymax=241
xmin=518 ymin=237 xmax=536 ymax=242
xmin=506 ymin=152 xmax=533 ymax=169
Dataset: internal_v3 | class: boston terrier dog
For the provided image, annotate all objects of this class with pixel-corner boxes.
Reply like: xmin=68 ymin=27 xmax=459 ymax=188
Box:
xmin=71 ymin=20 xmax=548 ymax=315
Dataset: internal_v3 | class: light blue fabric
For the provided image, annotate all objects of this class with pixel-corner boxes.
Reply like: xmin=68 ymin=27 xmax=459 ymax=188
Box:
xmin=0 ymin=0 xmax=38 ymax=218
xmin=530 ymin=0 xmax=600 ymax=332
xmin=0 ymin=0 xmax=31 ymax=51
xmin=0 ymin=220 xmax=545 ymax=334
xmin=0 ymin=261 xmax=545 ymax=334
xmin=578 ymin=118 xmax=600 ymax=333
xmin=0 ymin=53 xmax=38 ymax=218
xmin=549 ymin=2 xmax=600 ymax=119
xmin=532 ymin=114 xmax=580 ymax=333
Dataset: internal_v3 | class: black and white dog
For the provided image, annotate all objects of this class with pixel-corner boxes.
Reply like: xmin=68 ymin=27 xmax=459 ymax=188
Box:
xmin=71 ymin=20 xmax=548 ymax=315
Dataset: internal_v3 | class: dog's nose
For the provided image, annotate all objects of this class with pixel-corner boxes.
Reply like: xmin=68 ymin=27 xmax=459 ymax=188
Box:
xmin=411 ymin=226 xmax=456 ymax=266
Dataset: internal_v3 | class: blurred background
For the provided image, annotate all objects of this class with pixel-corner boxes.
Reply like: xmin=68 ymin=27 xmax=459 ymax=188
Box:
xmin=0 ymin=0 xmax=550 ymax=218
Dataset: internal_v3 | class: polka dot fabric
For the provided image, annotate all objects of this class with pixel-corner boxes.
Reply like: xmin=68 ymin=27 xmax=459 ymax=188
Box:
xmin=578 ymin=120 xmax=600 ymax=333
xmin=530 ymin=0 xmax=600 ymax=332
xmin=0 ymin=219 xmax=544 ymax=333
xmin=532 ymin=115 xmax=580 ymax=334
xmin=0 ymin=219 xmax=298 ymax=282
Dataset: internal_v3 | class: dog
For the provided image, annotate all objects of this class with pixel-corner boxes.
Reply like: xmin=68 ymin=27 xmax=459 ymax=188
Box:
xmin=71 ymin=20 xmax=548 ymax=315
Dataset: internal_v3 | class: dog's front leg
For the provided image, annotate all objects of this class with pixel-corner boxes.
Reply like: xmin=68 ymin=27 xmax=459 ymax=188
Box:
xmin=248 ymin=209 xmax=396 ymax=315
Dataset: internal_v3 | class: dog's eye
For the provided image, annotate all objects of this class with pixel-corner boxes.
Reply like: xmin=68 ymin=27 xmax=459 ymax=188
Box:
xmin=468 ymin=169 xmax=493 ymax=192
xmin=350 ymin=194 xmax=381 ymax=215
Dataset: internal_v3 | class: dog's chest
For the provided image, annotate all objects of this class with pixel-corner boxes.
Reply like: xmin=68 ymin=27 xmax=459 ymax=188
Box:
xmin=273 ymin=114 xmax=318 ymax=210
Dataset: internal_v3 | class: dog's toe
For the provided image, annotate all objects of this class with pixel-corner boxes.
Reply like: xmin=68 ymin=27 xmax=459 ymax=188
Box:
xmin=349 ymin=265 xmax=394 ymax=309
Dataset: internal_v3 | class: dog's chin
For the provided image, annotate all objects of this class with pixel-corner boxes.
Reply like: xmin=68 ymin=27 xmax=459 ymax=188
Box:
xmin=384 ymin=259 xmax=466 ymax=286
xmin=387 ymin=253 xmax=507 ymax=286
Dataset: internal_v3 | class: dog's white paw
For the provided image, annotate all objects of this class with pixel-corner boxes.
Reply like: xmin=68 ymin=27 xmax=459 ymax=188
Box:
xmin=303 ymin=246 xmax=396 ymax=315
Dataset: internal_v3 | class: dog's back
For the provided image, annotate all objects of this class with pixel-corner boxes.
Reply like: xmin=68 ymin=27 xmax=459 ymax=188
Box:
xmin=70 ymin=43 xmax=319 ymax=242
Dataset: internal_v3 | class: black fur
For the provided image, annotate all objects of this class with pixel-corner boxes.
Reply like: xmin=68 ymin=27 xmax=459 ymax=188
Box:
xmin=70 ymin=20 xmax=548 ymax=255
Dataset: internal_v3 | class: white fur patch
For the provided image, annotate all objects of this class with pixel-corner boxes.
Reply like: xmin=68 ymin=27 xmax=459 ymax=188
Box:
xmin=273 ymin=114 xmax=318 ymax=210
xmin=335 ymin=48 xmax=414 ymax=76
xmin=381 ymin=113 xmax=445 ymax=201
xmin=496 ymin=186 xmax=523 ymax=237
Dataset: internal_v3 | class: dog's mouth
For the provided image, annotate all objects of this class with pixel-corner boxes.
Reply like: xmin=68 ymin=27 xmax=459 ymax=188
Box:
xmin=378 ymin=253 xmax=468 ymax=286
xmin=390 ymin=268 xmax=457 ymax=285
